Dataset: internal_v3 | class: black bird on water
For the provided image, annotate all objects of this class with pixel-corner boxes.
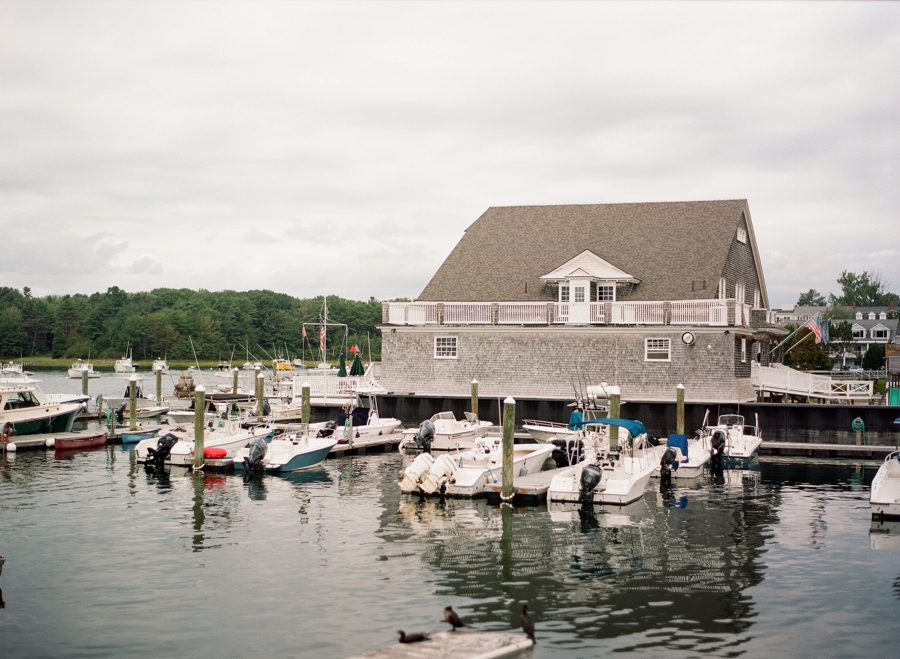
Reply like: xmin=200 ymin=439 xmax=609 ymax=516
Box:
xmin=521 ymin=604 xmax=535 ymax=643
xmin=443 ymin=605 xmax=464 ymax=630
xmin=396 ymin=630 xmax=428 ymax=644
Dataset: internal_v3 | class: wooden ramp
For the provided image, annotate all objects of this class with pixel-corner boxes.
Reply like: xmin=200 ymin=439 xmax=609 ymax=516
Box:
xmin=347 ymin=631 xmax=533 ymax=659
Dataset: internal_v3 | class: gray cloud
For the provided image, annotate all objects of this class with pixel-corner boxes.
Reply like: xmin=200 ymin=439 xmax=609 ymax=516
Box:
xmin=0 ymin=1 xmax=897 ymax=305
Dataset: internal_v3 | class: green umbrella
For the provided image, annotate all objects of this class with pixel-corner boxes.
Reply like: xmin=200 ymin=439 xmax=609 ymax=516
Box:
xmin=349 ymin=352 xmax=364 ymax=376
xmin=337 ymin=353 xmax=347 ymax=377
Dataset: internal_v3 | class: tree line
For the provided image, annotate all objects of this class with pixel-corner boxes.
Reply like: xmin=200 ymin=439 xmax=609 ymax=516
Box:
xmin=0 ymin=286 xmax=386 ymax=362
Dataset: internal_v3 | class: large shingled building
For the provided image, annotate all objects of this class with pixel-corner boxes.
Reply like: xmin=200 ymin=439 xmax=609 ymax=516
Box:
xmin=379 ymin=199 xmax=783 ymax=402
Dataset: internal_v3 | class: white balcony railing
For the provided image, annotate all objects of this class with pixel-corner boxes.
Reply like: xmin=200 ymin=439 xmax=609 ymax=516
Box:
xmin=670 ymin=300 xmax=728 ymax=326
xmin=387 ymin=302 xmax=439 ymax=325
xmin=443 ymin=302 xmax=493 ymax=325
xmin=498 ymin=302 xmax=548 ymax=324
xmin=609 ymin=301 xmax=665 ymax=325
xmin=553 ymin=303 xmax=605 ymax=324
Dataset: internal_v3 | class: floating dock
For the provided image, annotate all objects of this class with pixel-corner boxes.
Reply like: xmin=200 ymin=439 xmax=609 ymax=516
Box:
xmin=760 ymin=441 xmax=898 ymax=459
xmin=484 ymin=468 xmax=566 ymax=504
xmin=346 ymin=631 xmax=533 ymax=659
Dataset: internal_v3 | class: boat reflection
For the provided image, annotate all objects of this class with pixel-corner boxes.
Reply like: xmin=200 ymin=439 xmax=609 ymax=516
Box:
xmin=384 ymin=463 xmax=779 ymax=650
xmin=869 ymin=519 xmax=900 ymax=551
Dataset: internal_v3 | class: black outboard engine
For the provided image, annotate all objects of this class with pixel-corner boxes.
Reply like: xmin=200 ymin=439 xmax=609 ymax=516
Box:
xmin=551 ymin=438 xmax=584 ymax=468
xmin=414 ymin=419 xmax=435 ymax=454
xmin=243 ymin=436 xmax=268 ymax=473
xmin=317 ymin=420 xmax=336 ymax=438
xmin=115 ymin=403 xmax=128 ymax=423
xmin=659 ymin=447 xmax=679 ymax=484
xmin=262 ymin=399 xmax=271 ymax=416
xmin=579 ymin=464 xmax=603 ymax=503
xmin=710 ymin=431 xmax=726 ymax=466
xmin=146 ymin=433 xmax=179 ymax=469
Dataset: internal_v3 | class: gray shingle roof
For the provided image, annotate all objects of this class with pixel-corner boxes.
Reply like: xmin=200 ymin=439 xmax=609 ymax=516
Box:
xmin=419 ymin=200 xmax=760 ymax=302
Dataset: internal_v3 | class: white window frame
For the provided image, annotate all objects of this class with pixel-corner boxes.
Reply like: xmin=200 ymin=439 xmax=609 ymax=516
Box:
xmin=644 ymin=338 xmax=671 ymax=362
xmin=852 ymin=325 xmax=866 ymax=339
xmin=741 ymin=338 xmax=747 ymax=363
xmin=434 ymin=336 xmax=458 ymax=359
xmin=735 ymin=282 xmax=746 ymax=305
xmin=597 ymin=283 xmax=615 ymax=301
xmin=574 ymin=285 xmax=586 ymax=303
xmin=559 ymin=285 xmax=569 ymax=303
xmin=737 ymin=228 xmax=747 ymax=243
xmin=753 ymin=289 xmax=761 ymax=309
xmin=871 ymin=328 xmax=888 ymax=340
xmin=718 ymin=278 xmax=727 ymax=300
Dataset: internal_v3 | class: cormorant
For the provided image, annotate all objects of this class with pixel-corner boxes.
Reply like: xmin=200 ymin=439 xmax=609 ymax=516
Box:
xmin=520 ymin=604 xmax=535 ymax=643
xmin=396 ymin=630 xmax=428 ymax=643
xmin=443 ymin=605 xmax=464 ymax=630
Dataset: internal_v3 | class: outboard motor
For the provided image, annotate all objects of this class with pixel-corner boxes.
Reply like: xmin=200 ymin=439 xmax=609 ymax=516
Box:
xmin=262 ymin=399 xmax=271 ymax=416
xmin=659 ymin=446 xmax=679 ymax=483
xmin=146 ymin=433 xmax=179 ymax=469
xmin=414 ymin=419 xmax=435 ymax=454
xmin=243 ymin=436 xmax=268 ymax=473
xmin=579 ymin=464 xmax=604 ymax=503
xmin=710 ymin=431 xmax=726 ymax=466
xmin=115 ymin=403 xmax=128 ymax=423
xmin=551 ymin=438 xmax=584 ymax=468
xmin=317 ymin=420 xmax=336 ymax=438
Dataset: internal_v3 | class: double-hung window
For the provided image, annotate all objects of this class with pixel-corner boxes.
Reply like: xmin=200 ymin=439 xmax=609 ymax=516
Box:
xmin=644 ymin=338 xmax=671 ymax=361
xmin=434 ymin=336 xmax=458 ymax=359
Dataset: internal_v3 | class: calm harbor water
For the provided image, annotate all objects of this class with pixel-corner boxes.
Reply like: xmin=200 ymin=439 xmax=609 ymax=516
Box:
xmin=1 ymin=371 xmax=899 ymax=658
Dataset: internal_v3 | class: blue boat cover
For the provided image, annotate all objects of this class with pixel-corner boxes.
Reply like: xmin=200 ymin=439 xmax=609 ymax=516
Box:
xmin=571 ymin=418 xmax=647 ymax=438
xmin=667 ymin=433 xmax=688 ymax=459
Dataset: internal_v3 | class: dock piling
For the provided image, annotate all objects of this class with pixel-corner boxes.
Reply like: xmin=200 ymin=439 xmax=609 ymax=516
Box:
xmin=129 ymin=374 xmax=137 ymax=431
xmin=81 ymin=369 xmax=89 ymax=397
xmin=256 ymin=370 xmax=265 ymax=422
xmin=193 ymin=385 xmax=206 ymax=470
xmin=608 ymin=386 xmax=620 ymax=450
xmin=301 ymin=382 xmax=310 ymax=426
xmin=471 ymin=378 xmax=479 ymax=418
xmin=676 ymin=383 xmax=685 ymax=435
xmin=501 ymin=396 xmax=515 ymax=502
xmin=232 ymin=367 xmax=239 ymax=395
xmin=156 ymin=367 xmax=163 ymax=405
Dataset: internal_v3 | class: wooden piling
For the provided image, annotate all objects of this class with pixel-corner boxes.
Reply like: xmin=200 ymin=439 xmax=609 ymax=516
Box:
xmin=471 ymin=378 xmax=479 ymax=418
xmin=193 ymin=385 xmax=206 ymax=470
xmin=501 ymin=396 xmax=515 ymax=502
xmin=81 ymin=369 xmax=89 ymax=397
xmin=156 ymin=367 xmax=163 ymax=405
xmin=232 ymin=367 xmax=239 ymax=395
xmin=301 ymin=382 xmax=310 ymax=426
xmin=257 ymin=371 xmax=265 ymax=422
xmin=608 ymin=386 xmax=621 ymax=450
xmin=676 ymin=383 xmax=685 ymax=435
xmin=129 ymin=374 xmax=137 ymax=431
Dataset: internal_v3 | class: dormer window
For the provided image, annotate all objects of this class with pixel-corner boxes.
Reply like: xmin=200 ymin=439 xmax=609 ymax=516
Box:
xmin=597 ymin=284 xmax=615 ymax=301
xmin=868 ymin=312 xmax=876 ymax=320
xmin=879 ymin=312 xmax=887 ymax=320
xmin=541 ymin=250 xmax=637 ymax=308
xmin=855 ymin=311 xmax=863 ymax=320
xmin=872 ymin=327 xmax=889 ymax=340
xmin=852 ymin=325 xmax=866 ymax=339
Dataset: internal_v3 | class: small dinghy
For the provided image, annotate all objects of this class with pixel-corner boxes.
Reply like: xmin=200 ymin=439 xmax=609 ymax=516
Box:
xmin=871 ymin=450 xmax=900 ymax=520
xmin=54 ymin=430 xmax=109 ymax=451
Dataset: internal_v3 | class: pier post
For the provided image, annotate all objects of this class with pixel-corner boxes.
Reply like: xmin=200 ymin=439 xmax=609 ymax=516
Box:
xmin=129 ymin=374 xmax=137 ymax=431
xmin=471 ymin=378 xmax=479 ymax=418
xmin=676 ymin=384 xmax=685 ymax=435
xmin=96 ymin=394 xmax=103 ymax=421
xmin=81 ymin=369 xmax=89 ymax=397
xmin=193 ymin=385 xmax=206 ymax=470
xmin=109 ymin=398 xmax=115 ymax=437
xmin=156 ymin=367 xmax=163 ymax=405
xmin=232 ymin=368 xmax=239 ymax=395
xmin=301 ymin=382 xmax=310 ymax=426
xmin=608 ymin=386 xmax=621 ymax=450
xmin=501 ymin=396 xmax=516 ymax=502
xmin=257 ymin=371 xmax=265 ymax=422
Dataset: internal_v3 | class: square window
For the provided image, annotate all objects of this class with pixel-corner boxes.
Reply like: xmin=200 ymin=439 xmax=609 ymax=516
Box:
xmin=434 ymin=336 xmax=457 ymax=359
xmin=597 ymin=285 xmax=614 ymax=302
xmin=560 ymin=285 xmax=569 ymax=303
xmin=645 ymin=338 xmax=671 ymax=361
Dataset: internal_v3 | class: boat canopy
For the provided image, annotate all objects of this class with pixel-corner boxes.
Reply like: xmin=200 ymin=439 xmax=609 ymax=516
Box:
xmin=572 ymin=418 xmax=647 ymax=438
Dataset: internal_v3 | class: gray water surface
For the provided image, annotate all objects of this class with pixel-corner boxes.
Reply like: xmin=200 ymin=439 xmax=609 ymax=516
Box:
xmin=1 ymin=386 xmax=898 ymax=658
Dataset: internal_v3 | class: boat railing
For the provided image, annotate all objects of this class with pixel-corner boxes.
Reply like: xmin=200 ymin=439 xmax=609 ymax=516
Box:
xmin=523 ymin=419 xmax=568 ymax=429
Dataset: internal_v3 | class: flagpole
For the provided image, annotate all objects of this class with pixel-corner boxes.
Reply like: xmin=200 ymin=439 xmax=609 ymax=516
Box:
xmin=783 ymin=330 xmax=815 ymax=357
xmin=772 ymin=313 xmax=821 ymax=353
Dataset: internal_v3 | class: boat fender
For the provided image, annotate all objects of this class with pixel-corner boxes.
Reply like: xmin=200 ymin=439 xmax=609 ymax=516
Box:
xmin=519 ymin=466 xmax=528 ymax=477
xmin=6 ymin=443 xmax=15 ymax=452
xmin=204 ymin=447 xmax=227 ymax=459
xmin=45 ymin=438 xmax=55 ymax=448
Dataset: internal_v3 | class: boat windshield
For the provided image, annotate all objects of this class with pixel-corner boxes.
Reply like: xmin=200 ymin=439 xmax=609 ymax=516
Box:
xmin=718 ymin=414 xmax=744 ymax=426
xmin=3 ymin=390 xmax=41 ymax=410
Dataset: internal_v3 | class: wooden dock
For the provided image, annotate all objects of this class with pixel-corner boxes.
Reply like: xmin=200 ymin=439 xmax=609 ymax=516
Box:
xmin=346 ymin=631 xmax=533 ymax=659
xmin=760 ymin=441 xmax=898 ymax=459
xmin=484 ymin=467 xmax=567 ymax=504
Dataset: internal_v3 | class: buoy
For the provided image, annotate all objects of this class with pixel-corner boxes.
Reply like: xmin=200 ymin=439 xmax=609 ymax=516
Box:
xmin=45 ymin=438 xmax=55 ymax=448
xmin=7 ymin=443 xmax=16 ymax=452
xmin=203 ymin=447 xmax=227 ymax=459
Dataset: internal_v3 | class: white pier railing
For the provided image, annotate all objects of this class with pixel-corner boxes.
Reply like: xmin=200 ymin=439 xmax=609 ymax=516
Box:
xmin=383 ymin=298 xmax=760 ymax=328
xmin=751 ymin=363 xmax=873 ymax=400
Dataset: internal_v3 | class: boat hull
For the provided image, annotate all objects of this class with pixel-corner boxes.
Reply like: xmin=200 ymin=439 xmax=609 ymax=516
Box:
xmin=67 ymin=369 xmax=100 ymax=379
xmin=870 ymin=452 xmax=900 ymax=520
xmin=2 ymin=404 xmax=82 ymax=436
xmin=55 ymin=430 xmax=109 ymax=451
xmin=549 ymin=457 xmax=657 ymax=506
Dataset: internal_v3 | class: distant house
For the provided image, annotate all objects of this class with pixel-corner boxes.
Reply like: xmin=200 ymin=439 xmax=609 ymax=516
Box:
xmin=379 ymin=200 xmax=785 ymax=403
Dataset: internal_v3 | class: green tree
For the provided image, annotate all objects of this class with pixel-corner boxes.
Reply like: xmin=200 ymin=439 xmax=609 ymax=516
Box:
xmin=829 ymin=271 xmax=900 ymax=306
xmin=797 ymin=289 xmax=826 ymax=306
xmin=862 ymin=343 xmax=885 ymax=370
xmin=784 ymin=328 xmax=831 ymax=371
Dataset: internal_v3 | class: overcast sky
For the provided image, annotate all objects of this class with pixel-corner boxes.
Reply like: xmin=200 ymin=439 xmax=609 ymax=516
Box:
xmin=1 ymin=1 xmax=898 ymax=307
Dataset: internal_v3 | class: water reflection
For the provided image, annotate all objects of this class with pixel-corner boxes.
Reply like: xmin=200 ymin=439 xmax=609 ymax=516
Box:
xmin=382 ymin=466 xmax=779 ymax=653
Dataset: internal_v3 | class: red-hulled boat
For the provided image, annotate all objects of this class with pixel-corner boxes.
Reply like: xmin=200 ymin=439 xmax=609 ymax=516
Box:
xmin=54 ymin=430 xmax=109 ymax=451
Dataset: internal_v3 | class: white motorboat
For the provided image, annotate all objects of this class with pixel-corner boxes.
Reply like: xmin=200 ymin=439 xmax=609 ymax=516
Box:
xmin=698 ymin=411 xmax=762 ymax=464
xmin=214 ymin=361 xmax=234 ymax=378
xmin=134 ymin=418 xmax=274 ymax=466
xmin=233 ymin=431 xmax=337 ymax=472
xmin=1 ymin=361 xmax=24 ymax=376
xmin=68 ymin=359 xmax=101 ymax=379
xmin=652 ymin=433 xmax=711 ymax=479
xmin=114 ymin=348 xmax=135 ymax=373
xmin=399 ymin=436 xmax=555 ymax=497
xmin=522 ymin=419 xmax=574 ymax=442
xmin=870 ymin=450 xmax=900 ymax=520
xmin=0 ymin=383 xmax=83 ymax=438
xmin=401 ymin=411 xmax=493 ymax=452
xmin=548 ymin=418 xmax=657 ymax=506
xmin=152 ymin=358 xmax=169 ymax=374
xmin=0 ymin=376 xmax=91 ymax=409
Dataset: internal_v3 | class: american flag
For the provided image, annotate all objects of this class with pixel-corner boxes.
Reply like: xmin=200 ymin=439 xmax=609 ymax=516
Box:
xmin=805 ymin=318 xmax=822 ymax=344
xmin=301 ymin=326 xmax=307 ymax=339
xmin=319 ymin=325 xmax=326 ymax=352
